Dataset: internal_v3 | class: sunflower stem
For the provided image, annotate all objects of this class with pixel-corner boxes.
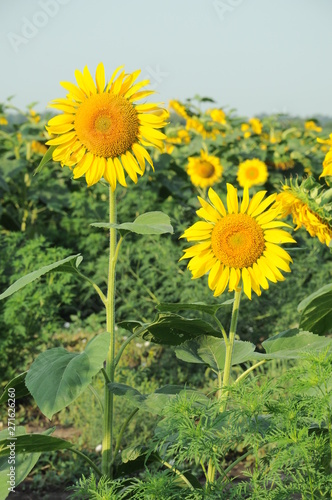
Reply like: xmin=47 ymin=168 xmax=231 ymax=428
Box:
xmin=207 ymin=287 xmax=242 ymax=485
xmin=102 ymin=187 xmax=117 ymax=478
xmin=220 ymin=287 xmax=242 ymax=412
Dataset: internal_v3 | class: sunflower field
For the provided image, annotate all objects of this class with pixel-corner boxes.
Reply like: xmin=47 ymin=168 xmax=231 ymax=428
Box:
xmin=1 ymin=66 xmax=332 ymax=499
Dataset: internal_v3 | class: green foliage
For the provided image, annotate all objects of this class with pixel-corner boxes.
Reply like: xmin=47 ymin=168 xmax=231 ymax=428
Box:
xmin=26 ymin=331 xmax=110 ymax=419
xmin=0 ymin=233 xmax=78 ymax=382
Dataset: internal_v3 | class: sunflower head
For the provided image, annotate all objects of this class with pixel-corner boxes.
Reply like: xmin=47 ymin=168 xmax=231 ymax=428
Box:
xmin=187 ymin=150 xmax=223 ymax=188
xmin=237 ymin=158 xmax=268 ymax=188
xmin=46 ymin=63 xmax=169 ymax=189
xmin=276 ymin=178 xmax=332 ymax=247
xmin=180 ymin=184 xmax=295 ymax=299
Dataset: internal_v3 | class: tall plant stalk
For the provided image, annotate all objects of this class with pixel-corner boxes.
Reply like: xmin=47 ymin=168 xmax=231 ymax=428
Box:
xmin=207 ymin=286 xmax=242 ymax=485
xmin=102 ymin=187 xmax=117 ymax=477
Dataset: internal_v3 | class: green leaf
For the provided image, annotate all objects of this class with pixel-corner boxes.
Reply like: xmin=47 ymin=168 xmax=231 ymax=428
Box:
xmin=0 ymin=254 xmax=81 ymax=300
xmin=26 ymin=332 xmax=110 ymax=419
xmin=139 ymin=313 xmax=222 ymax=346
xmin=251 ymin=329 xmax=332 ymax=360
xmin=114 ymin=447 xmax=159 ymax=477
xmin=298 ymin=284 xmax=332 ymax=335
xmin=91 ymin=211 xmax=173 ymax=235
xmin=117 ymin=320 xmax=146 ymax=333
xmin=0 ymin=428 xmax=57 ymax=498
xmin=33 ymin=145 xmax=56 ymax=175
xmin=0 ymin=434 xmax=72 ymax=457
xmin=0 ymin=373 xmax=29 ymax=405
xmin=175 ymin=336 xmax=256 ymax=372
xmin=108 ymin=383 xmax=207 ymax=415
xmin=157 ymin=300 xmax=233 ymax=316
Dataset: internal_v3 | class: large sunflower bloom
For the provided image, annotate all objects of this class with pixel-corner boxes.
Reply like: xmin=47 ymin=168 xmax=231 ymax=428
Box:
xmin=180 ymin=184 xmax=295 ymax=299
xmin=237 ymin=158 xmax=268 ymax=188
xmin=187 ymin=150 xmax=223 ymax=188
xmin=46 ymin=63 xmax=169 ymax=188
xmin=276 ymin=185 xmax=332 ymax=247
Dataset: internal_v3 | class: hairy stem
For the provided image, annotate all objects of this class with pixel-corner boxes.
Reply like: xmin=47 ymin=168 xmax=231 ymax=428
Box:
xmin=220 ymin=288 xmax=242 ymax=411
xmin=102 ymin=187 xmax=117 ymax=477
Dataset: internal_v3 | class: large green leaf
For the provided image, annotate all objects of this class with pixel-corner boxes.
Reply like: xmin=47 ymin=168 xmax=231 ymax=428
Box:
xmin=140 ymin=314 xmax=222 ymax=345
xmin=108 ymin=383 xmax=208 ymax=415
xmin=0 ymin=254 xmax=81 ymax=300
xmin=0 ymin=373 xmax=29 ymax=405
xmin=26 ymin=332 xmax=110 ymax=419
xmin=0 ymin=431 xmax=71 ymax=457
xmin=175 ymin=336 xmax=256 ymax=372
xmin=251 ymin=329 xmax=332 ymax=360
xmin=298 ymin=284 xmax=332 ymax=335
xmin=157 ymin=299 xmax=234 ymax=316
xmin=91 ymin=211 xmax=173 ymax=235
xmin=0 ymin=427 xmax=56 ymax=498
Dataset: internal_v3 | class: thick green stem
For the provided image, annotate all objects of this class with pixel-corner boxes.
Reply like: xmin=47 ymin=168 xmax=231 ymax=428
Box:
xmin=220 ymin=288 xmax=242 ymax=411
xmin=208 ymin=288 xmax=242 ymax=485
xmin=102 ymin=187 xmax=117 ymax=477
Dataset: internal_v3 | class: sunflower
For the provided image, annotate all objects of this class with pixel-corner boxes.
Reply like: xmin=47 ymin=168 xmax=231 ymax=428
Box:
xmin=237 ymin=159 xmax=268 ymax=188
xmin=241 ymin=123 xmax=251 ymax=139
xmin=209 ymin=108 xmax=226 ymax=125
xmin=180 ymin=184 xmax=295 ymax=300
xmin=305 ymin=120 xmax=322 ymax=133
xmin=46 ymin=63 xmax=169 ymax=188
xmin=317 ymin=134 xmax=332 ymax=178
xmin=276 ymin=185 xmax=332 ymax=247
xmin=187 ymin=150 xmax=223 ymax=188
xmin=169 ymin=100 xmax=189 ymax=120
xmin=249 ymin=117 xmax=263 ymax=135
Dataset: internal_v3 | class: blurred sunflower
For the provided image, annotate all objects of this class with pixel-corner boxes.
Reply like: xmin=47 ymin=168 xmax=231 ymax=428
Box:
xmin=208 ymin=108 xmax=226 ymax=125
xmin=31 ymin=140 xmax=47 ymax=155
xmin=169 ymin=100 xmax=189 ymax=120
xmin=181 ymin=184 xmax=295 ymax=299
xmin=249 ymin=117 xmax=263 ymax=135
xmin=317 ymin=134 xmax=332 ymax=178
xmin=165 ymin=129 xmax=190 ymax=154
xmin=305 ymin=120 xmax=322 ymax=133
xmin=187 ymin=150 xmax=223 ymax=188
xmin=241 ymin=123 xmax=251 ymax=139
xmin=46 ymin=63 xmax=168 ymax=188
xmin=0 ymin=116 xmax=8 ymax=126
xmin=237 ymin=158 xmax=268 ymax=188
xmin=276 ymin=182 xmax=332 ymax=247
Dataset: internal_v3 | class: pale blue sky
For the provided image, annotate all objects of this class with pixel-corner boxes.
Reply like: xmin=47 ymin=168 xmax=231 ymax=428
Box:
xmin=1 ymin=0 xmax=331 ymax=117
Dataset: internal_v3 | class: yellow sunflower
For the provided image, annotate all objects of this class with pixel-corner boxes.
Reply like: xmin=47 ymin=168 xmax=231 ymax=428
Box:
xmin=0 ymin=116 xmax=8 ymax=126
xmin=249 ymin=117 xmax=263 ymax=135
xmin=209 ymin=108 xmax=226 ymax=125
xmin=180 ymin=184 xmax=295 ymax=300
xmin=305 ymin=120 xmax=322 ymax=133
xmin=241 ymin=123 xmax=251 ymax=139
xmin=187 ymin=151 xmax=223 ymax=188
xmin=169 ymin=100 xmax=189 ymax=120
xmin=317 ymin=134 xmax=332 ymax=178
xmin=237 ymin=159 xmax=268 ymax=188
xmin=276 ymin=186 xmax=332 ymax=247
xmin=46 ymin=63 xmax=169 ymax=188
